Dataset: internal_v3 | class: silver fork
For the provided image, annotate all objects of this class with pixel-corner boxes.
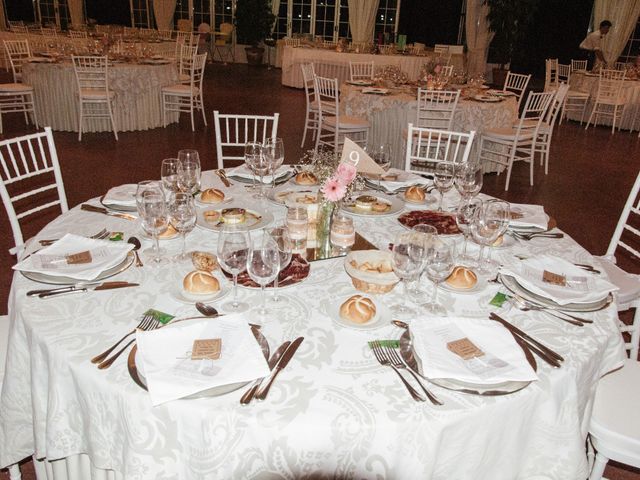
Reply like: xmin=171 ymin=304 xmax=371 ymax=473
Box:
xmin=92 ymin=315 xmax=157 ymax=366
xmin=384 ymin=345 xmax=443 ymax=405
xmin=40 ymin=228 xmax=109 ymax=246
xmin=371 ymin=341 xmax=425 ymax=402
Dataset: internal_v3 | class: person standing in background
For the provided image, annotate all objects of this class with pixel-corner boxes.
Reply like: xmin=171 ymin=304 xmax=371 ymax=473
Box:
xmin=580 ymin=20 xmax=612 ymax=71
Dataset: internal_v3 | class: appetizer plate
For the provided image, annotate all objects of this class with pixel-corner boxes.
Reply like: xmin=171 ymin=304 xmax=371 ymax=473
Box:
xmin=227 ymin=170 xmax=294 ymax=186
xmin=397 ymin=210 xmax=461 ymax=235
xmin=342 ymin=193 xmax=404 ymax=217
xmin=268 ymin=187 xmax=319 ymax=206
xmin=330 ymin=296 xmax=390 ymax=331
xmin=100 ymin=195 xmax=137 ymax=213
xmin=194 ymin=192 xmax=233 ymax=207
xmin=170 ymin=281 xmax=231 ymax=304
xmin=440 ymin=274 xmax=488 ymax=295
xmin=196 ymin=206 xmax=273 ymax=233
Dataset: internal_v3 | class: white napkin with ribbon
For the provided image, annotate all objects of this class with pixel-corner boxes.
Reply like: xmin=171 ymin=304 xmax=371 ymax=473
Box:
xmin=365 ymin=167 xmax=429 ymax=191
xmin=499 ymin=255 xmax=618 ymax=305
xmin=410 ymin=317 xmax=538 ymax=385
xmin=136 ymin=315 xmax=270 ymax=406
xmin=508 ymin=203 xmax=549 ymax=230
xmin=13 ymin=234 xmax=133 ymax=280
xmin=103 ymin=184 xmax=137 ymax=208
xmin=228 ymin=164 xmax=290 ymax=183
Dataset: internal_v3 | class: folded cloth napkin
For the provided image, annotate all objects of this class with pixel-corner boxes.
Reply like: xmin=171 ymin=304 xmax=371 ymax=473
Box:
xmin=103 ymin=184 xmax=138 ymax=208
xmin=13 ymin=233 xmax=133 ymax=281
xmin=365 ymin=168 xmax=430 ymax=191
xmin=508 ymin=203 xmax=549 ymax=230
xmin=499 ymin=255 xmax=618 ymax=305
xmin=410 ymin=317 xmax=538 ymax=385
xmin=136 ymin=314 xmax=270 ymax=405
xmin=227 ymin=164 xmax=290 ymax=183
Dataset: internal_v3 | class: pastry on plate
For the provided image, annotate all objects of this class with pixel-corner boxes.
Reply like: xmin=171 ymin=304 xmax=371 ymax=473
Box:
xmin=355 ymin=195 xmax=377 ymax=211
xmin=445 ymin=266 xmax=478 ymax=290
xmin=183 ymin=271 xmax=220 ymax=294
xmin=372 ymin=201 xmax=391 ymax=213
xmin=192 ymin=251 xmax=218 ymax=272
xmin=295 ymin=171 xmax=318 ymax=185
xmin=200 ymin=188 xmax=225 ymax=204
xmin=221 ymin=207 xmax=246 ymax=224
xmin=203 ymin=210 xmax=221 ymax=224
xmin=404 ymin=185 xmax=426 ymax=203
xmin=339 ymin=295 xmax=376 ymax=324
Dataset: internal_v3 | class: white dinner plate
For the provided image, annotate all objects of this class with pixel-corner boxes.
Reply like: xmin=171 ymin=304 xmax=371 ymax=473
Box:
xmin=195 ymin=206 xmax=273 ymax=233
xmin=268 ymin=187 xmax=319 ymax=206
xmin=342 ymin=193 xmax=404 ymax=217
xmin=330 ymin=296 xmax=390 ymax=330
xmin=440 ymin=273 xmax=488 ymax=295
xmin=170 ymin=282 xmax=231 ymax=304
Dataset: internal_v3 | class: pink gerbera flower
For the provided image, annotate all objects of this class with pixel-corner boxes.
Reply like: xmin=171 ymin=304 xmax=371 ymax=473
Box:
xmin=322 ymin=176 xmax=347 ymax=202
xmin=336 ymin=162 xmax=357 ymax=184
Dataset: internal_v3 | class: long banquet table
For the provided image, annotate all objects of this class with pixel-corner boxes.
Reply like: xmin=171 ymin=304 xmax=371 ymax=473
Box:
xmin=281 ymin=45 xmax=465 ymax=89
xmin=0 ymin=170 xmax=625 ymax=479
xmin=22 ymin=59 xmax=179 ymax=133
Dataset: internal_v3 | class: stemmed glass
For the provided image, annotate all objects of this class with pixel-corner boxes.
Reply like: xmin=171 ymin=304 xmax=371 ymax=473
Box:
xmin=470 ymin=199 xmax=510 ymax=274
xmin=264 ymin=138 xmax=285 ymax=189
xmin=137 ymin=185 xmax=169 ymax=266
xmin=390 ymin=231 xmax=427 ymax=318
xmin=434 ymin=163 xmax=455 ymax=211
xmin=267 ymin=226 xmax=293 ymax=303
xmin=136 ymin=180 xmax=166 ymax=258
xmin=161 ymin=158 xmax=180 ymax=196
xmin=408 ymin=224 xmax=438 ymax=298
xmin=370 ymin=143 xmax=392 ymax=191
xmin=456 ymin=197 xmax=483 ymax=266
xmin=217 ymin=226 xmax=251 ymax=313
xmin=246 ymin=230 xmax=281 ymax=316
xmin=177 ymin=149 xmax=200 ymax=168
xmin=250 ymin=146 xmax=270 ymax=199
xmin=244 ymin=142 xmax=261 ymax=192
xmin=176 ymin=160 xmax=201 ymax=195
xmin=168 ymin=192 xmax=197 ymax=262
xmin=454 ymin=163 xmax=483 ymax=199
xmin=423 ymin=240 xmax=456 ymax=316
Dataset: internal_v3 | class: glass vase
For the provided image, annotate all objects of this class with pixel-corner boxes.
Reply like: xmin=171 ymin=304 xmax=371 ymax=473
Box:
xmin=316 ymin=199 xmax=335 ymax=259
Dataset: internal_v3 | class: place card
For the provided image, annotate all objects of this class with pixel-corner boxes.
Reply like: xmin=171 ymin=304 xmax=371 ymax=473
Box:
xmin=66 ymin=251 xmax=92 ymax=264
xmin=191 ymin=339 xmax=222 ymax=360
xmin=447 ymin=337 xmax=485 ymax=360
xmin=542 ymin=270 xmax=567 ymax=287
xmin=509 ymin=211 xmax=524 ymax=220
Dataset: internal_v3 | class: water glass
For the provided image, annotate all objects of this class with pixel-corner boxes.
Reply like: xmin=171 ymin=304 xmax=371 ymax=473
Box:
xmin=390 ymin=231 xmax=426 ymax=318
xmin=168 ymin=192 xmax=197 ymax=262
xmin=136 ymin=180 xmax=166 ymax=257
xmin=286 ymin=206 xmax=308 ymax=248
xmin=423 ymin=240 xmax=456 ymax=316
xmin=138 ymin=188 xmax=169 ymax=266
xmin=246 ymin=231 xmax=280 ymax=315
xmin=370 ymin=143 xmax=392 ymax=191
xmin=454 ymin=163 xmax=483 ymax=199
xmin=434 ymin=163 xmax=455 ymax=211
xmin=264 ymin=138 xmax=285 ymax=189
xmin=409 ymin=224 xmax=438 ymax=297
xmin=267 ymin=226 xmax=293 ymax=303
xmin=217 ymin=227 xmax=251 ymax=313
xmin=244 ymin=142 xmax=261 ymax=192
xmin=177 ymin=149 xmax=200 ymax=169
xmin=177 ymin=160 xmax=201 ymax=195
xmin=470 ymin=199 xmax=510 ymax=274
xmin=161 ymin=158 xmax=180 ymax=195
xmin=456 ymin=197 xmax=483 ymax=266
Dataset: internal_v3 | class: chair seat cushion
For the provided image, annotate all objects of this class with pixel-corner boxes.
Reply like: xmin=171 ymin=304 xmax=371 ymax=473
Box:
xmin=0 ymin=83 xmax=33 ymax=93
xmin=79 ymin=88 xmax=114 ymax=99
xmin=324 ymin=115 xmax=369 ymax=129
xmin=162 ymin=84 xmax=198 ymax=95
xmin=596 ymin=256 xmax=640 ymax=306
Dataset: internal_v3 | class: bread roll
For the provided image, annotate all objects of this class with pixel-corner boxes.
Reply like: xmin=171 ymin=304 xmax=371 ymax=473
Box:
xmin=200 ymin=188 xmax=225 ymax=204
xmin=295 ymin=171 xmax=318 ymax=185
xmin=372 ymin=201 xmax=390 ymax=212
xmin=192 ymin=251 xmax=218 ymax=272
xmin=404 ymin=186 xmax=426 ymax=203
xmin=445 ymin=266 xmax=478 ymax=290
xmin=203 ymin=210 xmax=220 ymax=224
xmin=159 ymin=224 xmax=178 ymax=238
xmin=183 ymin=271 xmax=220 ymax=294
xmin=221 ymin=207 xmax=246 ymax=224
xmin=339 ymin=295 xmax=376 ymax=324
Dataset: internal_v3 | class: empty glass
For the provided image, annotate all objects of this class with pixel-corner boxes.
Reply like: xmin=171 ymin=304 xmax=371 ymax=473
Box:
xmin=161 ymin=158 xmax=180 ymax=195
xmin=177 ymin=149 xmax=200 ymax=168
xmin=264 ymin=137 xmax=285 ymax=189
xmin=409 ymin=224 xmax=438 ymax=297
xmin=370 ymin=143 xmax=392 ymax=191
xmin=267 ymin=225 xmax=293 ymax=303
xmin=244 ymin=142 xmax=261 ymax=192
xmin=423 ymin=240 xmax=456 ymax=316
xmin=454 ymin=163 xmax=483 ymax=199
xmin=138 ymin=187 xmax=169 ymax=266
xmin=136 ymin=180 xmax=166 ymax=258
xmin=168 ymin=192 xmax=197 ymax=262
xmin=246 ymin=230 xmax=280 ymax=315
xmin=217 ymin=227 xmax=251 ymax=313
xmin=434 ymin=163 xmax=455 ymax=211
xmin=470 ymin=199 xmax=510 ymax=274
xmin=456 ymin=197 xmax=483 ymax=266
xmin=390 ymin=231 xmax=427 ymax=318
xmin=177 ymin=160 xmax=201 ymax=195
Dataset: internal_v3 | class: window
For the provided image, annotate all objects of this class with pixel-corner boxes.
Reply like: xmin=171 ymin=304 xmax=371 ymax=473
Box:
xmin=214 ymin=0 xmax=233 ymax=29
xmin=336 ymin=1 xmax=349 ymax=39
xmin=375 ymin=0 xmax=398 ymax=40
xmin=174 ymin=0 xmax=190 ymax=28
xmin=619 ymin=14 xmax=640 ymax=63
xmin=130 ymin=0 xmax=151 ymax=28
xmin=274 ymin=1 xmax=288 ymax=39
xmin=314 ymin=0 xmax=336 ymax=40
xmin=291 ymin=0 xmax=312 ymax=36
xmin=192 ymin=0 xmax=211 ymax=26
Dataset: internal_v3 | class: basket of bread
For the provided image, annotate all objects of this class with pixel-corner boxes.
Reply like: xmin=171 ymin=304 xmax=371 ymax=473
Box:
xmin=344 ymin=250 xmax=399 ymax=294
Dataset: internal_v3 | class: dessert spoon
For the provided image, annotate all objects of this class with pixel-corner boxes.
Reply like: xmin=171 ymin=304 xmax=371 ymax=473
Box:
xmin=127 ymin=237 xmax=143 ymax=267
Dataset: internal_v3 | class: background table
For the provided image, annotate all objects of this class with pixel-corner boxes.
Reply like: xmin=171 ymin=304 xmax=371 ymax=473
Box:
xmin=22 ymin=60 xmax=179 ymax=133
xmin=341 ymin=84 xmax=519 ymax=171
xmin=281 ymin=46 xmax=465 ymax=89
xmin=0 ymin=172 xmax=625 ymax=479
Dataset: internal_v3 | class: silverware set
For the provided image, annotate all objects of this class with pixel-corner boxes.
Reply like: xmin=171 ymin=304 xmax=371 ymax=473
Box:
xmin=81 ymin=204 xmax=136 ymax=221
xmin=27 ymin=281 xmax=139 ymax=298
xmin=509 ymin=295 xmax=593 ymax=327
xmin=507 ymin=229 xmax=564 ymax=241
xmin=39 ymin=228 xmax=110 ymax=246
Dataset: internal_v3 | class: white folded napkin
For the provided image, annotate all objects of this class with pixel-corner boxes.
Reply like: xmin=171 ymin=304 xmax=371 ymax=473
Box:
xmin=103 ymin=184 xmax=138 ymax=208
xmin=508 ymin=203 xmax=549 ymax=230
xmin=136 ymin=315 xmax=270 ymax=406
xmin=499 ymin=255 xmax=618 ymax=305
xmin=366 ymin=168 xmax=429 ymax=191
xmin=227 ymin=164 xmax=290 ymax=183
xmin=410 ymin=317 xmax=538 ymax=385
xmin=13 ymin=233 xmax=133 ymax=280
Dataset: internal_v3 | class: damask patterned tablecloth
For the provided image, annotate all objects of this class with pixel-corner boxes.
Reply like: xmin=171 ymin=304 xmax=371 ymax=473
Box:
xmin=22 ymin=60 xmax=179 ymax=133
xmin=568 ymin=72 xmax=640 ymax=130
xmin=281 ymin=46 xmax=465 ymax=89
xmin=0 ymin=171 xmax=625 ymax=479
xmin=341 ymin=84 xmax=519 ymax=171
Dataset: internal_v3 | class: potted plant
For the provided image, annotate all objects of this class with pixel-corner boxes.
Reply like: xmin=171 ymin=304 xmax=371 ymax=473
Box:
xmin=484 ymin=0 xmax=539 ymax=86
xmin=235 ymin=0 xmax=276 ymax=66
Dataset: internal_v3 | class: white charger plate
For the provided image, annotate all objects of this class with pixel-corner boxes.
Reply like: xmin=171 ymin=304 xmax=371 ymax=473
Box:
xmin=196 ymin=206 xmax=273 ymax=233
xmin=170 ymin=282 xmax=231 ymax=304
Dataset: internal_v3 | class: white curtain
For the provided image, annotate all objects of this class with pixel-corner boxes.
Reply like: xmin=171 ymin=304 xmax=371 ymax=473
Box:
xmin=67 ymin=0 xmax=85 ymax=29
xmin=465 ymin=0 xmax=494 ymax=76
xmin=271 ymin=0 xmax=280 ymax=33
xmin=593 ymin=0 xmax=640 ymax=64
xmin=347 ymin=0 xmax=380 ymax=44
xmin=153 ymin=0 xmax=177 ymax=31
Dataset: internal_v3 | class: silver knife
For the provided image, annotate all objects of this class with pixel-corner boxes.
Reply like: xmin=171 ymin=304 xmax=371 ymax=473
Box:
xmin=240 ymin=340 xmax=291 ymax=405
xmin=35 ymin=282 xmax=140 ymax=298
xmin=255 ymin=336 xmax=304 ymax=400
xmin=81 ymin=204 xmax=136 ymax=221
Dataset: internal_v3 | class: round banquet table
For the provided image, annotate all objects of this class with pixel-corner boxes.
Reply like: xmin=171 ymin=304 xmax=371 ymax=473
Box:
xmin=0 ymin=170 xmax=625 ymax=479
xmin=341 ymin=84 xmax=519 ymax=171
xmin=22 ymin=59 xmax=180 ymax=133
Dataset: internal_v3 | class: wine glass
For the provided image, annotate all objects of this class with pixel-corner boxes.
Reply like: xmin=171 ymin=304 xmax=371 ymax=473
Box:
xmin=217 ymin=226 xmax=251 ymax=313
xmin=168 ymin=192 xmax=197 ymax=262
xmin=434 ymin=163 xmax=455 ymax=211
xmin=264 ymin=138 xmax=285 ymax=189
xmin=456 ymin=197 xmax=483 ymax=266
xmin=267 ymin=225 xmax=293 ymax=303
xmin=244 ymin=142 xmax=261 ymax=192
xmin=177 ymin=149 xmax=200 ymax=169
xmin=470 ymin=199 xmax=510 ymax=274
xmin=246 ymin=230 xmax=280 ymax=315
xmin=161 ymin=158 xmax=180 ymax=196
xmin=370 ymin=143 xmax=392 ymax=191
xmin=390 ymin=231 xmax=426 ymax=318
xmin=138 ymin=188 xmax=169 ymax=266
xmin=136 ymin=180 xmax=166 ymax=257
xmin=250 ymin=146 xmax=270 ymax=199
xmin=409 ymin=224 xmax=438 ymax=297
xmin=454 ymin=163 xmax=483 ymax=199
xmin=423 ymin=240 xmax=456 ymax=316
xmin=176 ymin=160 xmax=201 ymax=195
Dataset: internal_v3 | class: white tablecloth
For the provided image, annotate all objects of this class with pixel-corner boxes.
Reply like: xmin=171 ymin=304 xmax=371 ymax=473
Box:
xmin=0 ymin=171 xmax=625 ymax=479
xmin=22 ymin=60 xmax=179 ymax=133
xmin=281 ymin=46 xmax=465 ymax=89
xmin=568 ymin=72 xmax=640 ymax=130
xmin=341 ymin=84 xmax=519 ymax=171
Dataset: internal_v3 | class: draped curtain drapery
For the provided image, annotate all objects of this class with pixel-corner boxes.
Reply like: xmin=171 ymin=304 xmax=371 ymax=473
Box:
xmin=271 ymin=0 xmax=280 ymax=33
xmin=347 ymin=0 xmax=380 ymax=44
xmin=154 ymin=0 xmax=177 ymax=31
xmin=465 ymin=0 xmax=494 ymax=77
xmin=593 ymin=0 xmax=640 ymax=64
xmin=67 ymin=0 xmax=85 ymax=30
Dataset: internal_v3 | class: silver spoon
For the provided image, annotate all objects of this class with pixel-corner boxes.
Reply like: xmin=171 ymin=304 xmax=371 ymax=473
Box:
xmin=196 ymin=302 xmax=219 ymax=317
xmin=127 ymin=237 xmax=143 ymax=267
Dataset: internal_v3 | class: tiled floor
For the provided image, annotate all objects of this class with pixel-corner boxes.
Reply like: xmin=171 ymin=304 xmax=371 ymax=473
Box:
xmin=1 ymin=63 xmax=639 ymax=479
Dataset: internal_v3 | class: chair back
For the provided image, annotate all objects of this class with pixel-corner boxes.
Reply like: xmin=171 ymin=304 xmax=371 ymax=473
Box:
xmin=570 ymin=59 xmax=587 ymax=72
xmin=406 ymin=45 xmax=424 ymax=55
xmin=0 ymin=127 xmax=68 ymax=255
xmin=124 ymin=26 xmax=138 ymax=36
xmin=4 ymin=40 xmax=31 ymax=83
xmin=504 ymin=71 xmax=532 ymax=109
xmin=176 ymin=31 xmax=193 ymax=45
xmin=440 ymin=64 xmax=454 ymax=77
xmin=404 ymin=125 xmax=475 ymax=173
xmin=416 ymin=89 xmax=461 ymax=130
xmin=69 ymin=30 xmax=88 ymax=39
xmin=557 ymin=63 xmax=571 ymax=83
xmin=544 ymin=58 xmax=558 ymax=91
xmin=301 ymin=62 xmax=316 ymax=107
xmin=179 ymin=43 xmax=198 ymax=78
xmin=614 ymin=61 xmax=627 ymax=71
xmin=213 ymin=111 xmax=280 ymax=170
xmin=314 ymin=76 xmax=340 ymax=123
xmin=433 ymin=44 xmax=449 ymax=55
xmin=157 ymin=29 xmax=173 ymax=40
xmin=10 ymin=25 xmax=29 ymax=35
xmin=349 ymin=61 xmax=374 ymax=82
xmin=322 ymin=40 xmax=336 ymax=48
xmin=545 ymin=83 xmax=569 ymax=125
xmin=596 ymin=69 xmax=626 ymax=103
xmin=72 ymin=55 xmax=109 ymax=95
xmin=514 ymin=90 xmax=555 ymax=138
xmin=607 ymin=171 xmax=640 ymax=259
xmin=283 ymin=37 xmax=300 ymax=47
xmin=41 ymin=27 xmax=57 ymax=37
xmin=188 ymin=53 xmax=207 ymax=92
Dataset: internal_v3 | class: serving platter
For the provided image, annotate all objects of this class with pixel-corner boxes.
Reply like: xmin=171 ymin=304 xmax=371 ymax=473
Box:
xmin=221 ymin=254 xmax=310 ymax=289
xmin=398 ymin=210 xmax=461 ymax=235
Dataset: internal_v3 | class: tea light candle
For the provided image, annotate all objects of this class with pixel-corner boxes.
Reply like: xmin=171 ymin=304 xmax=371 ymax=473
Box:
xmin=286 ymin=207 xmax=308 ymax=244
xmin=331 ymin=213 xmax=355 ymax=249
